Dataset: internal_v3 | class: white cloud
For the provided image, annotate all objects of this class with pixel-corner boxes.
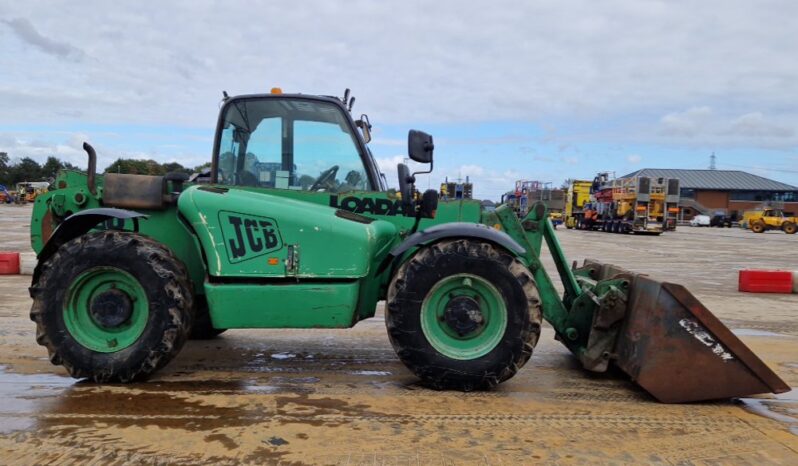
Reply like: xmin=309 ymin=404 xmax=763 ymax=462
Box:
xmin=0 ymin=131 xmax=209 ymax=172
xmin=653 ymin=107 xmax=798 ymax=148
xmin=2 ymin=1 xmax=798 ymax=187
xmin=729 ymin=112 xmax=793 ymax=138
xmin=374 ymin=155 xmax=405 ymax=187
xmin=1 ymin=17 xmax=84 ymax=61
xmin=0 ymin=1 xmax=796 ymax=131
xmin=660 ymin=106 xmax=713 ymax=137
xmin=626 ymin=154 xmax=642 ymax=164
xmin=458 ymin=164 xmax=485 ymax=177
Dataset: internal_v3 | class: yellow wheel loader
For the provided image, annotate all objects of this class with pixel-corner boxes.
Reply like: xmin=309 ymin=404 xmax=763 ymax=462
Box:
xmin=749 ymin=208 xmax=798 ymax=234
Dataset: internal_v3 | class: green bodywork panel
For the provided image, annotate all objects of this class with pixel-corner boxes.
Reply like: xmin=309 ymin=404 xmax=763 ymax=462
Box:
xmin=30 ymin=173 xmax=489 ymax=328
xmin=31 ymin=170 xmax=207 ymax=295
xmin=29 ymin=170 xmax=601 ymax=351
xmin=30 ymin=159 xmax=620 ymax=376
xmin=204 ymin=282 xmax=360 ymax=328
xmin=178 ymin=186 xmax=398 ymax=278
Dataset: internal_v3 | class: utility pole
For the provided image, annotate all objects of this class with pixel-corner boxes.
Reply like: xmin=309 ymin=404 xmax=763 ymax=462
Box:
xmin=709 ymin=152 xmax=716 ymax=170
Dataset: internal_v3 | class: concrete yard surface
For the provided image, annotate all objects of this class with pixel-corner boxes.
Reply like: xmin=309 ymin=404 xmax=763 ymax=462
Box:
xmin=0 ymin=204 xmax=796 ymax=464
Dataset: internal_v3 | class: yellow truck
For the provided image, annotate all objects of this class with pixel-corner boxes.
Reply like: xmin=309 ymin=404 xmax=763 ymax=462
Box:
xmin=746 ymin=208 xmax=797 ymax=234
xmin=564 ymin=180 xmax=592 ymax=229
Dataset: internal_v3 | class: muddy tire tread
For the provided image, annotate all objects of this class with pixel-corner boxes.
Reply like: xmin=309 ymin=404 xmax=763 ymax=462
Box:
xmin=30 ymin=231 xmax=193 ymax=382
xmin=386 ymin=239 xmax=542 ymax=391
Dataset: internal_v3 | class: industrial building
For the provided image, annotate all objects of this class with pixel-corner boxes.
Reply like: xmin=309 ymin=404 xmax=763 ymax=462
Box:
xmin=623 ymin=168 xmax=798 ymax=220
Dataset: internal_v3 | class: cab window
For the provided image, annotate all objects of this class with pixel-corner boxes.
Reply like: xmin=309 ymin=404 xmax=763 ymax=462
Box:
xmin=216 ymin=98 xmax=370 ymax=192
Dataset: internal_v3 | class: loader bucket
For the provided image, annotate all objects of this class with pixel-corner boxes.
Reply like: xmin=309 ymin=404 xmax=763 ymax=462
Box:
xmin=583 ymin=260 xmax=790 ymax=403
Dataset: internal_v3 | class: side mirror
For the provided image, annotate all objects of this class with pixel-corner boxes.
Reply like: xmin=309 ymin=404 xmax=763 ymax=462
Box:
xmin=356 ymin=115 xmax=372 ymax=143
xmin=397 ymin=163 xmax=414 ymax=216
xmin=408 ymin=130 xmax=434 ymax=164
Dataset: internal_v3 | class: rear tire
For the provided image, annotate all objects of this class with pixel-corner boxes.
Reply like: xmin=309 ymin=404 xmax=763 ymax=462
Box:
xmin=30 ymin=231 xmax=193 ymax=382
xmin=386 ymin=239 xmax=542 ymax=390
xmin=751 ymin=221 xmax=766 ymax=233
xmin=783 ymin=222 xmax=797 ymax=235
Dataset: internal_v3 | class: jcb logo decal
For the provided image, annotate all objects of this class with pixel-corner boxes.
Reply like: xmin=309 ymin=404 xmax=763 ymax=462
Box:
xmin=219 ymin=211 xmax=282 ymax=263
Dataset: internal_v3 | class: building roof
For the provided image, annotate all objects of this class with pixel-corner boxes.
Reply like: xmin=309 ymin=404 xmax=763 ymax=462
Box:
xmin=622 ymin=169 xmax=798 ymax=191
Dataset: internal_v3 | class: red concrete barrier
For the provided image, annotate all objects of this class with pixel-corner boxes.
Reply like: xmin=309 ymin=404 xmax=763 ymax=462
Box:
xmin=0 ymin=252 xmax=21 ymax=275
xmin=738 ymin=270 xmax=794 ymax=294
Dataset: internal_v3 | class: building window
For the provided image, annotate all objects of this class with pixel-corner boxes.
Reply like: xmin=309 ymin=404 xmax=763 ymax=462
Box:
xmin=729 ymin=191 xmax=798 ymax=202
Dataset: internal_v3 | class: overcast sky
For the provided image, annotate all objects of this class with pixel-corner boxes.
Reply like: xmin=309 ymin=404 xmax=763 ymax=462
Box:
xmin=1 ymin=0 xmax=797 ymax=199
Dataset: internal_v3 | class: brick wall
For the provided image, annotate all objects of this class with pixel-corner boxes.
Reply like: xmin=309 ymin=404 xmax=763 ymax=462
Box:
xmin=695 ymin=191 xmax=730 ymax=209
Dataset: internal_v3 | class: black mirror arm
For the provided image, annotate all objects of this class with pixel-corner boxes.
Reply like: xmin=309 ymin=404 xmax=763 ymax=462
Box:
xmin=411 ymin=159 xmax=433 ymax=179
xmin=407 ymin=159 xmax=432 ymax=223
xmin=409 ymin=207 xmax=423 ymax=234
xmin=408 ymin=182 xmax=424 ymax=235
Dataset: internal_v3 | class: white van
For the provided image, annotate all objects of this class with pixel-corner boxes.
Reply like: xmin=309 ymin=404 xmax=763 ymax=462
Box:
xmin=690 ymin=215 xmax=711 ymax=227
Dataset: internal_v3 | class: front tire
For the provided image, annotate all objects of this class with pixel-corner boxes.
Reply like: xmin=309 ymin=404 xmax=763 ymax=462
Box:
xmin=30 ymin=231 xmax=193 ymax=382
xmin=751 ymin=221 xmax=766 ymax=233
xmin=386 ymin=239 xmax=542 ymax=390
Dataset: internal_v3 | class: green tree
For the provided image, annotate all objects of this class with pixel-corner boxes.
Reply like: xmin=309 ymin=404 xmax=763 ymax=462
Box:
xmin=40 ymin=156 xmax=76 ymax=179
xmin=105 ymin=158 xmax=149 ymax=175
xmin=193 ymin=162 xmax=212 ymax=173
xmin=162 ymin=161 xmax=190 ymax=175
xmin=9 ymin=157 xmax=44 ymax=184
xmin=104 ymin=158 xmax=193 ymax=176
xmin=0 ymin=152 xmax=9 ymax=185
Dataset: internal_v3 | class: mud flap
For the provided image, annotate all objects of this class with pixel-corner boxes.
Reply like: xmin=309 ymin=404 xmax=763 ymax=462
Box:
xmin=585 ymin=260 xmax=791 ymax=403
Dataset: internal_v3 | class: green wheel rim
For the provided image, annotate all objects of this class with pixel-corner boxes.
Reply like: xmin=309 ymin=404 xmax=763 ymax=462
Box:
xmin=420 ymin=273 xmax=508 ymax=360
xmin=64 ymin=267 xmax=149 ymax=353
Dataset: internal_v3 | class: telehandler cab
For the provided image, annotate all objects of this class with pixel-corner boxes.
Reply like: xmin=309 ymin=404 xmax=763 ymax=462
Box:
xmin=29 ymin=90 xmax=789 ymax=402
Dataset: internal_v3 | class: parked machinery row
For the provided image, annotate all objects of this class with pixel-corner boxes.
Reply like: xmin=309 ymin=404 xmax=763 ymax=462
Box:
xmin=14 ymin=181 xmax=50 ymax=204
xmin=439 ymin=176 xmax=473 ymax=200
xmin=503 ymin=180 xmax=565 ymax=227
xmin=0 ymin=184 xmax=14 ymax=203
xmin=565 ymin=173 xmax=679 ymax=235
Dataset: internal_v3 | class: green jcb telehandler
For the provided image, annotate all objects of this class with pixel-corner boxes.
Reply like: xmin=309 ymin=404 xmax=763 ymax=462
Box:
xmin=29 ymin=89 xmax=789 ymax=402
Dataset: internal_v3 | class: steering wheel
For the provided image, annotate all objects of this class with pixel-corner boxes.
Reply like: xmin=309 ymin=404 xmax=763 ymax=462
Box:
xmin=309 ymin=165 xmax=339 ymax=191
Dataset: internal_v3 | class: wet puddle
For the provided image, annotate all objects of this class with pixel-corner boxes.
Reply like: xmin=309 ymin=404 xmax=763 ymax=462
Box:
xmin=0 ymin=363 xmax=381 ymax=436
xmin=737 ymin=389 xmax=798 ymax=436
xmin=0 ymin=365 xmax=74 ymax=433
xmin=350 ymin=370 xmax=392 ymax=376
xmin=732 ymin=328 xmax=793 ymax=338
